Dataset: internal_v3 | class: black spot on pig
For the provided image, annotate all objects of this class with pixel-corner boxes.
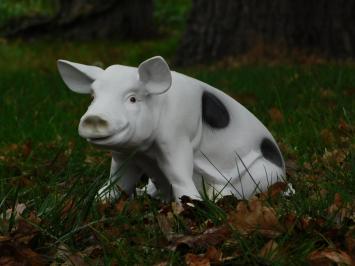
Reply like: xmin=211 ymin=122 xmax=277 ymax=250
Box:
xmin=202 ymin=91 xmax=230 ymax=128
xmin=260 ymin=138 xmax=283 ymax=167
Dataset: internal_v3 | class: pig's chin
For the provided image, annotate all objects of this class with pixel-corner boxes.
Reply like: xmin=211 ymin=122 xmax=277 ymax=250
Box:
xmin=85 ymin=129 xmax=132 ymax=148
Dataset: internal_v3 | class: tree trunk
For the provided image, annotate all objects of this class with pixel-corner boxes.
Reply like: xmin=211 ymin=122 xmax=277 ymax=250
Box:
xmin=175 ymin=0 xmax=355 ymax=65
xmin=2 ymin=0 xmax=154 ymax=40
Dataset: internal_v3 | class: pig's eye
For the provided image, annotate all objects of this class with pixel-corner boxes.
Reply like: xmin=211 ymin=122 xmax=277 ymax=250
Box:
xmin=129 ymin=96 xmax=136 ymax=103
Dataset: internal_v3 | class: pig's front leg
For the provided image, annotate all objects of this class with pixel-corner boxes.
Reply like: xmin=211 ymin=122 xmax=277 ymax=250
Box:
xmin=158 ymin=140 xmax=200 ymax=201
xmin=98 ymin=155 xmax=142 ymax=201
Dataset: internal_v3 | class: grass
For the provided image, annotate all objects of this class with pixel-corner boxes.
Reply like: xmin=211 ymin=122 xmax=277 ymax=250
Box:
xmin=0 ymin=1 xmax=354 ymax=265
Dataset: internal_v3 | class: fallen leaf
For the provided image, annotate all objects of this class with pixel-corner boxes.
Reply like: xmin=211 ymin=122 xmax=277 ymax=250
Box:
xmin=320 ymin=89 xmax=335 ymax=99
xmin=320 ymin=129 xmax=335 ymax=145
xmin=67 ymin=253 xmax=87 ymax=266
xmin=156 ymin=213 xmax=176 ymax=241
xmin=308 ymin=248 xmax=353 ymax=266
xmin=268 ymin=107 xmax=284 ymax=123
xmin=2 ymin=203 xmax=27 ymax=221
xmin=205 ymin=246 xmax=222 ymax=263
xmin=327 ymin=193 xmax=353 ymax=224
xmin=171 ymin=202 xmax=184 ymax=216
xmin=345 ymin=226 xmax=355 ymax=261
xmin=22 ymin=141 xmax=32 ymax=158
xmin=299 ymin=216 xmax=313 ymax=231
xmin=258 ymin=182 xmax=288 ymax=200
xmin=82 ymin=245 xmax=103 ymax=258
xmin=228 ymin=197 xmax=284 ymax=238
xmin=259 ymin=240 xmax=278 ymax=259
xmin=12 ymin=218 xmax=39 ymax=245
xmin=283 ymin=212 xmax=297 ymax=231
xmin=0 ymin=242 xmax=44 ymax=266
xmin=154 ymin=262 xmax=168 ymax=266
xmin=185 ymin=253 xmax=210 ymax=266
xmin=115 ymin=197 xmax=127 ymax=213
xmin=168 ymin=225 xmax=230 ymax=251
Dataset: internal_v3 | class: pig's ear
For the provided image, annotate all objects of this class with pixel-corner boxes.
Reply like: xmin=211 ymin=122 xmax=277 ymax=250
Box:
xmin=57 ymin=60 xmax=103 ymax=94
xmin=138 ymin=56 xmax=172 ymax=94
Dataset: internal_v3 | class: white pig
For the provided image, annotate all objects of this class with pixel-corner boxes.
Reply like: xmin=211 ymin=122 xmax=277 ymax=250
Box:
xmin=57 ymin=56 xmax=288 ymax=202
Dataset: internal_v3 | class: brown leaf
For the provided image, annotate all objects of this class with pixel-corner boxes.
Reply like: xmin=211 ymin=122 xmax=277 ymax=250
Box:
xmin=154 ymin=262 xmax=168 ymax=266
xmin=322 ymin=149 xmax=348 ymax=167
xmin=168 ymin=225 xmax=231 ymax=251
xmin=156 ymin=213 xmax=176 ymax=241
xmin=308 ymin=248 xmax=353 ymax=266
xmin=283 ymin=212 xmax=297 ymax=231
xmin=12 ymin=219 xmax=38 ymax=245
xmin=268 ymin=107 xmax=284 ymax=123
xmin=115 ymin=197 xmax=127 ymax=213
xmin=320 ymin=129 xmax=335 ymax=145
xmin=299 ymin=216 xmax=312 ymax=230
xmin=228 ymin=197 xmax=284 ymax=238
xmin=82 ymin=245 xmax=103 ymax=258
xmin=285 ymin=158 xmax=299 ymax=177
xmin=0 ymin=235 xmax=11 ymax=242
xmin=327 ymin=193 xmax=353 ymax=224
xmin=259 ymin=240 xmax=278 ymax=259
xmin=20 ymin=247 xmax=45 ymax=266
xmin=2 ymin=203 xmax=26 ymax=221
xmin=205 ymin=246 xmax=222 ymax=263
xmin=259 ymin=182 xmax=288 ymax=200
xmin=171 ymin=202 xmax=184 ymax=216
xmin=345 ymin=226 xmax=355 ymax=261
xmin=185 ymin=253 xmax=210 ymax=266
xmin=22 ymin=141 xmax=32 ymax=158
xmin=67 ymin=253 xmax=87 ymax=266
xmin=0 ymin=243 xmax=44 ymax=266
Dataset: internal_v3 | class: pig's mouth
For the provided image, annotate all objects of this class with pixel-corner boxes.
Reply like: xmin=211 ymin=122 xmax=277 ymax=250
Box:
xmin=87 ymin=134 xmax=114 ymax=143
xmin=88 ymin=135 xmax=112 ymax=141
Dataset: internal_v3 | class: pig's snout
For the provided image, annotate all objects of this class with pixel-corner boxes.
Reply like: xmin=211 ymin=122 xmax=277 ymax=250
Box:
xmin=79 ymin=115 xmax=111 ymax=138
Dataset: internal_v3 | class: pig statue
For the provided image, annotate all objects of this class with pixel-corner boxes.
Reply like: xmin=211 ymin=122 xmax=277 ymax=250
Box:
xmin=57 ymin=56 xmax=288 ymax=202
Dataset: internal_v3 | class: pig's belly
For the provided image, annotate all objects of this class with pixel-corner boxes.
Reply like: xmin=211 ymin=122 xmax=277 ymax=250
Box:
xmin=192 ymin=149 xmax=284 ymax=199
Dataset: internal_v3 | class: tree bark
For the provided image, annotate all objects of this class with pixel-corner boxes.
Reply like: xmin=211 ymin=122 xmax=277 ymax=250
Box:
xmin=2 ymin=0 xmax=154 ymax=40
xmin=175 ymin=0 xmax=355 ymax=65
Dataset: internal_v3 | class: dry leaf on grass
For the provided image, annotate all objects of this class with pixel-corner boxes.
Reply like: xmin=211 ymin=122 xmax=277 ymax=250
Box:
xmin=327 ymin=193 xmax=354 ymax=224
xmin=185 ymin=253 xmax=210 ymax=266
xmin=11 ymin=218 xmax=39 ymax=245
xmin=0 ymin=242 xmax=44 ymax=266
xmin=308 ymin=248 xmax=353 ymax=266
xmin=185 ymin=246 xmax=223 ymax=266
xmin=258 ymin=182 xmax=289 ymax=200
xmin=345 ymin=226 xmax=355 ymax=261
xmin=320 ymin=129 xmax=335 ymax=145
xmin=268 ymin=107 xmax=284 ymax=123
xmin=2 ymin=203 xmax=26 ymax=221
xmin=204 ymin=246 xmax=223 ymax=263
xmin=228 ymin=197 xmax=284 ymax=238
xmin=259 ymin=240 xmax=278 ymax=259
xmin=168 ymin=225 xmax=230 ymax=251
xmin=156 ymin=213 xmax=177 ymax=241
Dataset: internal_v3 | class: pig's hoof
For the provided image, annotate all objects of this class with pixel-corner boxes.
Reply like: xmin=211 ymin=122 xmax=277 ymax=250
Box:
xmin=97 ymin=187 xmax=121 ymax=203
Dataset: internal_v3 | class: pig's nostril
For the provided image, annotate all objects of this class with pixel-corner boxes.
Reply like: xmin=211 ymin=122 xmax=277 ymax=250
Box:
xmin=82 ymin=115 xmax=108 ymax=129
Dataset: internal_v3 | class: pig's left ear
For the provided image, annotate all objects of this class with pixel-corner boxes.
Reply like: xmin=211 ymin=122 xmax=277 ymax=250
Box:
xmin=57 ymin=60 xmax=103 ymax=94
xmin=138 ymin=56 xmax=172 ymax=94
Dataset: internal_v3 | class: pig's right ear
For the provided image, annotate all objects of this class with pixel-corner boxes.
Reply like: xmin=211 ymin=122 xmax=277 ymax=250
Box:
xmin=57 ymin=60 xmax=103 ymax=94
xmin=138 ymin=56 xmax=172 ymax=95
